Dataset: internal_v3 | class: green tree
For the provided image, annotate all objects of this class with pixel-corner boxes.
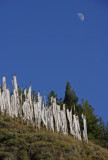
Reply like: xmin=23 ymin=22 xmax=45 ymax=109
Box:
xmin=104 ymin=122 xmax=108 ymax=147
xmin=32 ymin=90 xmax=37 ymax=102
xmin=47 ymin=90 xmax=58 ymax=106
xmin=82 ymin=99 xmax=104 ymax=140
xmin=64 ymin=82 xmax=78 ymax=110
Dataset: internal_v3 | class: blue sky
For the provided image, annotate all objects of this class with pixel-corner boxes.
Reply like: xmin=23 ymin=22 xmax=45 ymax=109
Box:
xmin=0 ymin=0 xmax=108 ymax=122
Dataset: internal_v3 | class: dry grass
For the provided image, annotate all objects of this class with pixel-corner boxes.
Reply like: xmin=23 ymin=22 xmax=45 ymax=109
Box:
xmin=0 ymin=114 xmax=108 ymax=160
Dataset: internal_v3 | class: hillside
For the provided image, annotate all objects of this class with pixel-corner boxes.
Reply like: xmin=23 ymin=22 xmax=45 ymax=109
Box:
xmin=0 ymin=114 xmax=108 ymax=160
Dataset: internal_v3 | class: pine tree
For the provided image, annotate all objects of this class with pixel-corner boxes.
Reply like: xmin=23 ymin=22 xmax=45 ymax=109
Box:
xmin=64 ymin=82 xmax=78 ymax=110
xmin=47 ymin=90 xmax=58 ymax=106
xmin=82 ymin=100 xmax=103 ymax=140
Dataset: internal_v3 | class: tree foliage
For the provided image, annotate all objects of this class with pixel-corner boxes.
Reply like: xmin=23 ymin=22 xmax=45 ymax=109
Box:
xmin=47 ymin=90 xmax=58 ymax=106
xmin=63 ymin=82 xmax=108 ymax=148
xmin=2 ymin=81 xmax=107 ymax=149
xmin=64 ymin=82 xmax=78 ymax=110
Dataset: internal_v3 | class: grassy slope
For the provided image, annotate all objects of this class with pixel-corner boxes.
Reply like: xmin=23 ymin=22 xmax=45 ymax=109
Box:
xmin=0 ymin=114 xmax=108 ymax=160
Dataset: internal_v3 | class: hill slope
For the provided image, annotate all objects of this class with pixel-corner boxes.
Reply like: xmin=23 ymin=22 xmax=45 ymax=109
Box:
xmin=0 ymin=114 xmax=108 ymax=160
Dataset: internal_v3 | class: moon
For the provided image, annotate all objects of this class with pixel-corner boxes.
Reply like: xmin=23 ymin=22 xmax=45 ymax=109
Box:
xmin=77 ymin=13 xmax=84 ymax=22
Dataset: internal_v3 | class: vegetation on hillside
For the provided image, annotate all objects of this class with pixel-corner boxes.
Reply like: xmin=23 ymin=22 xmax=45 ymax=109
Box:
xmin=47 ymin=82 xmax=108 ymax=149
xmin=0 ymin=114 xmax=108 ymax=160
xmin=0 ymin=80 xmax=108 ymax=160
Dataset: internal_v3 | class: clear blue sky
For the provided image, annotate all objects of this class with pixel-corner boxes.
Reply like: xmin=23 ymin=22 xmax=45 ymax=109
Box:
xmin=0 ymin=0 xmax=108 ymax=122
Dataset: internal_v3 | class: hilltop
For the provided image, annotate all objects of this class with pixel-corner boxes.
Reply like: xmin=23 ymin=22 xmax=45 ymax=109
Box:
xmin=0 ymin=114 xmax=108 ymax=160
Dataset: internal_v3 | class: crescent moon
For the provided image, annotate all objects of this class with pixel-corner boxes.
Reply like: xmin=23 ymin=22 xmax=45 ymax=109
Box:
xmin=77 ymin=13 xmax=84 ymax=22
